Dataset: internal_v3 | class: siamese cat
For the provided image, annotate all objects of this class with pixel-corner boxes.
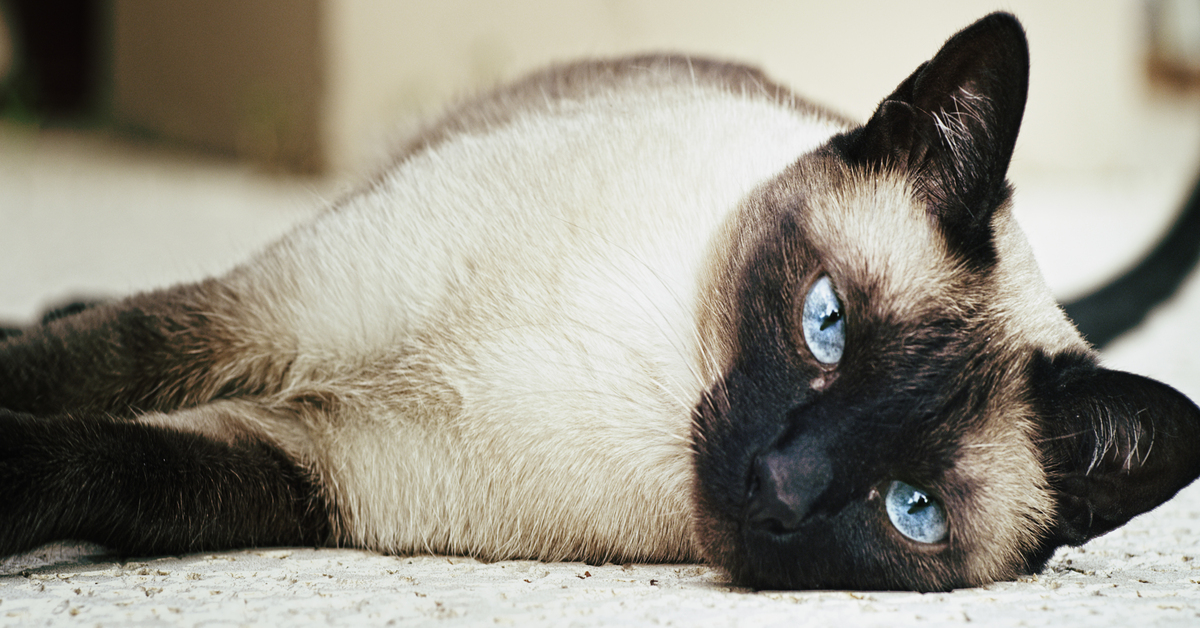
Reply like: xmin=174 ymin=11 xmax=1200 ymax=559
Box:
xmin=2 ymin=12 xmax=1199 ymax=592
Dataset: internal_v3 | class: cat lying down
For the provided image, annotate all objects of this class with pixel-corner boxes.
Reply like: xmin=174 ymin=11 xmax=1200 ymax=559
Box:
xmin=2 ymin=12 xmax=1199 ymax=592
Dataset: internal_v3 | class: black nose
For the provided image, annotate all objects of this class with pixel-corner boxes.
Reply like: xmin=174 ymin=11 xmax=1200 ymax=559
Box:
xmin=746 ymin=447 xmax=833 ymax=535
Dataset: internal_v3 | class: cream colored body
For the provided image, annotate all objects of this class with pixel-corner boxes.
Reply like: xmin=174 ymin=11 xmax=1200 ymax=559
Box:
xmin=183 ymin=78 xmax=848 ymax=561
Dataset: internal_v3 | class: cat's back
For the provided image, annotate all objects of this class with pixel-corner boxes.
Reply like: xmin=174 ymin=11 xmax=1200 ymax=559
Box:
xmin=392 ymin=54 xmax=850 ymax=165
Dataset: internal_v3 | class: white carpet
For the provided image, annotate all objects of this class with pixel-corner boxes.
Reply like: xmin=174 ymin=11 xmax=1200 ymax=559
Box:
xmin=2 ymin=122 xmax=1200 ymax=626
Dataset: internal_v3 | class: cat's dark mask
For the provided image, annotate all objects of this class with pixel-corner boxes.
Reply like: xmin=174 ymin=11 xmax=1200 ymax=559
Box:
xmin=690 ymin=12 xmax=1200 ymax=591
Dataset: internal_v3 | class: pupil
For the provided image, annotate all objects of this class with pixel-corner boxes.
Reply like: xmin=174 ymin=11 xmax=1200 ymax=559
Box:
xmin=820 ymin=309 xmax=842 ymax=330
xmin=908 ymin=494 xmax=929 ymax=514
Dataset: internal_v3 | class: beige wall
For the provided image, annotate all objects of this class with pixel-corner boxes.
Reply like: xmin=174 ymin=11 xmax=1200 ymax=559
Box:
xmin=112 ymin=0 xmax=325 ymax=172
xmin=113 ymin=1 xmax=1198 ymax=176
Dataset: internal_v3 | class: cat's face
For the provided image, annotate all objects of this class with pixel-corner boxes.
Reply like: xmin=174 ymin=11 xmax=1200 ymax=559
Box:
xmin=691 ymin=157 xmax=1063 ymax=591
xmin=689 ymin=13 xmax=1200 ymax=591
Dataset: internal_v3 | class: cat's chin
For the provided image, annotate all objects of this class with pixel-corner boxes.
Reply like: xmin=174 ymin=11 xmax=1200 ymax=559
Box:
xmin=691 ymin=510 xmax=841 ymax=591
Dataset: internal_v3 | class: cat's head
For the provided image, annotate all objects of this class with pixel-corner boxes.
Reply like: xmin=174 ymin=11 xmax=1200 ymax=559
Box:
xmin=690 ymin=12 xmax=1200 ymax=591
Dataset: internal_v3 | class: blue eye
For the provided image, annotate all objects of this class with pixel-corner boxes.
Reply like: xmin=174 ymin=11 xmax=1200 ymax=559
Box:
xmin=885 ymin=481 xmax=948 ymax=544
xmin=801 ymin=276 xmax=845 ymax=364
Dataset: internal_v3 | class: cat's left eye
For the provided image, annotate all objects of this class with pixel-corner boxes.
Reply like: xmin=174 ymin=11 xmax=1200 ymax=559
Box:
xmin=801 ymin=276 xmax=845 ymax=364
xmin=884 ymin=480 xmax=948 ymax=544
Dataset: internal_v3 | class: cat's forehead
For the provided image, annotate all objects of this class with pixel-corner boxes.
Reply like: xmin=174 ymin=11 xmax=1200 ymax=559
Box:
xmin=798 ymin=167 xmax=962 ymax=313
xmin=794 ymin=164 xmax=1084 ymax=354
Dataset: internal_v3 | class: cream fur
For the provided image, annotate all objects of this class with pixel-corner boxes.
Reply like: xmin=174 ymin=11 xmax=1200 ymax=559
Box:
xmin=210 ymin=77 xmax=846 ymax=561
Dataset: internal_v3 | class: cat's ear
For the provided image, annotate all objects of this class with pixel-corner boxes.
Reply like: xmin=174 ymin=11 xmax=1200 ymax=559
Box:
xmin=838 ymin=12 xmax=1028 ymax=259
xmin=1036 ymin=356 xmax=1200 ymax=545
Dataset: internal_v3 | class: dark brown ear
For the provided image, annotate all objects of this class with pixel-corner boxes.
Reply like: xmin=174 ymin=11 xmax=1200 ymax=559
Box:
xmin=1035 ymin=354 xmax=1200 ymax=547
xmin=835 ymin=12 xmax=1029 ymax=263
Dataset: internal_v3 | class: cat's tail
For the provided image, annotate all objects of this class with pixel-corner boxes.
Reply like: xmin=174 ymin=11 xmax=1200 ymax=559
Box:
xmin=1061 ymin=168 xmax=1200 ymax=349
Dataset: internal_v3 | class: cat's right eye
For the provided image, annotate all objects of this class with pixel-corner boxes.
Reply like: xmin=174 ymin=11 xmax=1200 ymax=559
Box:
xmin=801 ymin=276 xmax=845 ymax=364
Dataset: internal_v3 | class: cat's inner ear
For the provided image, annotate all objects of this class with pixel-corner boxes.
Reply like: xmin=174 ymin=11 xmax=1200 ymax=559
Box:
xmin=839 ymin=12 xmax=1029 ymax=260
xmin=1035 ymin=355 xmax=1200 ymax=547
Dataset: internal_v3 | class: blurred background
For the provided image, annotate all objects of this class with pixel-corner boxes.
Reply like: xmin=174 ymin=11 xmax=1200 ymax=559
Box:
xmin=0 ymin=0 xmax=1199 ymax=392
xmin=2 ymin=1 xmax=1198 ymax=174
